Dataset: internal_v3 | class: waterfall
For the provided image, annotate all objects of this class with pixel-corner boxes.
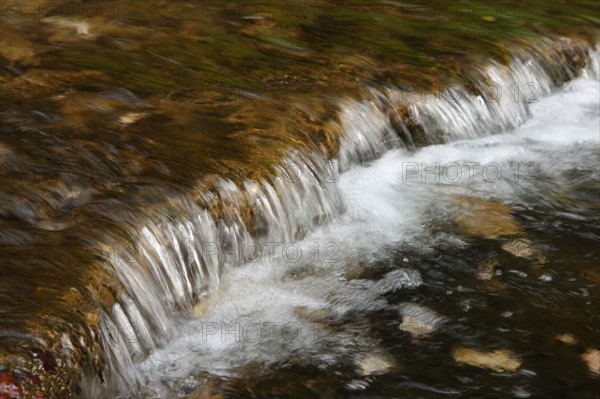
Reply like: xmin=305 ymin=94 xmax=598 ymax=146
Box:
xmin=82 ymin=40 xmax=599 ymax=397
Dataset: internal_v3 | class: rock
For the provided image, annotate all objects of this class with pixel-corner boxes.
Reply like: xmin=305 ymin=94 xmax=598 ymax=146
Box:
xmin=501 ymin=238 xmax=535 ymax=258
xmin=0 ymin=32 xmax=38 ymax=66
xmin=398 ymin=303 xmax=445 ymax=338
xmin=118 ymin=112 xmax=148 ymax=126
xmin=476 ymin=257 xmax=500 ymax=281
xmin=581 ymin=348 xmax=600 ymax=376
xmin=454 ymin=197 xmax=520 ymax=239
xmin=555 ymin=333 xmax=577 ymax=345
xmin=501 ymin=238 xmax=548 ymax=264
xmin=399 ymin=315 xmax=436 ymax=337
xmin=546 ymin=37 xmax=591 ymax=85
xmin=84 ymin=312 xmax=100 ymax=328
xmin=582 ymin=269 xmax=600 ymax=284
xmin=451 ymin=347 xmax=521 ymax=373
xmin=356 ymin=354 xmax=394 ymax=376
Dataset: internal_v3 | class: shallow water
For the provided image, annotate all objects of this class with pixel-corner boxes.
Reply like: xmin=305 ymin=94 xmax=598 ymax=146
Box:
xmin=125 ymin=56 xmax=600 ymax=398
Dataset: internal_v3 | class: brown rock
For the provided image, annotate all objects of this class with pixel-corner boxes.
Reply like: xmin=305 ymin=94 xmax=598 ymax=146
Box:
xmin=0 ymin=32 xmax=38 ymax=65
xmin=451 ymin=347 xmax=521 ymax=373
xmin=501 ymin=238 xmax=535 ymax=258
xmin=555 ymin=333 xmax=577 ymax=345
xmin=476 ymin=257 xmax=500 ymax=281
xmin=356 ymin=354 xmax=394 ymax=376
xmin=581 ymin=348 xmax=600 ymax=376
xmin=398 ymin=315 xmax=436 ymax=337
xmin=501 ymin=238 xmax=548 ymax=265
xmin=397 ymin=303 xmax=444 ymax=338
xmin=582 ymin=270 xmax=600 ymax=284
xmin=454 ymin=197 xmax=520 ymax=239
xmin=118 ymin=112 xmax=149 ymax=126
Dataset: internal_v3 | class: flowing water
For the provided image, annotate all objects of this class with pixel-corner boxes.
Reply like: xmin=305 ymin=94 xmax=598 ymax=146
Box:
xmin=2 ymin=5 xmax=600 ymax=397
xmin=71 ymin=47 xmax=600 ymax=398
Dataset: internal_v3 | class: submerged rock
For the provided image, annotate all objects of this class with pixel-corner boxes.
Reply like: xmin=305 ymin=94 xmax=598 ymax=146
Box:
xmin=581 ymin=269 xmax=600 ymax=284
xmin=501 ymin=238 xmax=535 ymax=258
xmin=476 ymin=257 xmax=501 ymax=281
xmin=451 ymin=347 xmax=521 ymax=373
xmin=118 ymin=112 xmax=148 ymax=127
xmin=501 ymin=238 xmax=546 ymax=264
xmin=398 ymin=303 xmax=445 ymax=338
xmin=399 ymin=315 xmax=436 ymax=338
xmin=355 ymin=354 xmax=394 ymax=377
xmin=454 ymin=197 xmax=520 ymax=239
xmin=581 ymin=348 xmax=600 ymax=376
xmin=555 ymin=333 xmax=577 ymax=345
